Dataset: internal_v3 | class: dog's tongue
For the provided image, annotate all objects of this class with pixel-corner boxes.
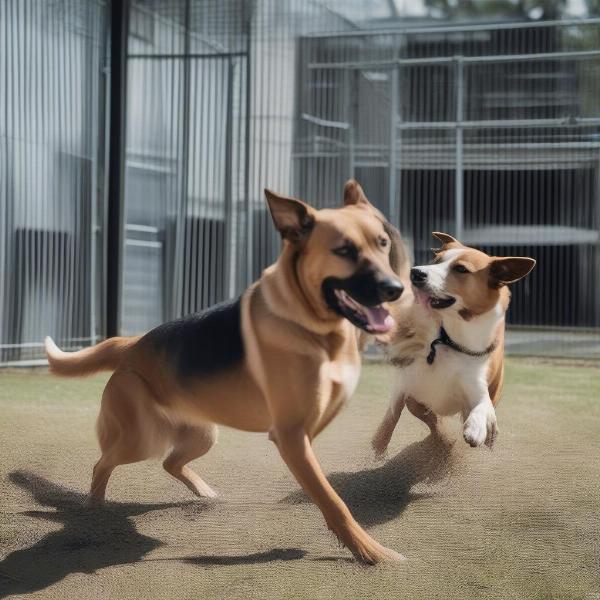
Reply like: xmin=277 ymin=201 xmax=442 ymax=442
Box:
xmin=364 ymin=306 xmax=395 ymax=333
xmin=413 ymin=287 xmax=428 ymax=305
xmin=413 ymin=287 xmax=434 ymax=314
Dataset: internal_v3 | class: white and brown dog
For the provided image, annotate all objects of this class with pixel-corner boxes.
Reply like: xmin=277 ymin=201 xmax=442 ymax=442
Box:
xmin=372 ymin=232 xmax=535 ymax=454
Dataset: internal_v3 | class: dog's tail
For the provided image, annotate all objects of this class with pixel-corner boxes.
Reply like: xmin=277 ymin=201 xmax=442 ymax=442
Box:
xmin=45 ymin=336 xmax=139 ymax=377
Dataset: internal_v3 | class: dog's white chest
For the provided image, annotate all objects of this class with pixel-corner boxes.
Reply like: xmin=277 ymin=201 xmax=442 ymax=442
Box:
xmin=309 ymin=361 xmax=360 ymax=435
xmin=394 ymin=350 xmax=477 ymax=415
xmin=319 ymin=360 xmax=360 ymax=415
xmin=329 ymin=362 xmax=360 ymax=401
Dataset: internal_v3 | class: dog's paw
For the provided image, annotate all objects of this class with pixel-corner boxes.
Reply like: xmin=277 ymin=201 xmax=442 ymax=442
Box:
xmin=463 ymin=403 xmax=498 ymax=448
xmin=371 ymin=436 xmax=389 ymax=460
xmin=333 ymin=520 xmax=406 ymax=565
xmin=194 ymin=483 xmax=218 ymax=499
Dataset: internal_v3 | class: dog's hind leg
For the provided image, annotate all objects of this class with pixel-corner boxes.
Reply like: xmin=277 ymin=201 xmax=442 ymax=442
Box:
xmin=371 ymin=395 xmax=405 ymax=457
xmin=90 ymin=455 xmax=116 ymax=504
xmin=90 ymin=371 xmax=168 ymax=504
xmin=163 ymin=424 xmax=218 ymax=498
xmin=405 ymin=397 xmax=439 ymax=434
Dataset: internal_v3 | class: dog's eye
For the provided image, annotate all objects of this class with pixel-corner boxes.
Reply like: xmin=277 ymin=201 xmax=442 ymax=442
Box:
xmin=378 ymin=237 xmax=388 ymax=248
xmin=453 ymin=264 xmax=469 ymax=274
xmin=333 ymin=243 xmax=359 ymax=261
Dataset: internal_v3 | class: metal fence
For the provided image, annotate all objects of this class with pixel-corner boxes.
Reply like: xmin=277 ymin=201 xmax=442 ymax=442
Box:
xmin=294 ymin=19 xmax=600 ymax=356
xmin=1 ymin=1 xmax=600 ymax=364
xmin=0 ymin=0 xmax=107 ymax=365
xmin=119 ymin=0 xmax=360 ymax=336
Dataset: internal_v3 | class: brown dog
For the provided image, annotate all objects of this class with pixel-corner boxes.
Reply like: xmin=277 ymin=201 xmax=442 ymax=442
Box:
xmin=45 ymin=180 xmax=406 ymax=564
xmin=372 ymin=232 xmax=535 ymax=455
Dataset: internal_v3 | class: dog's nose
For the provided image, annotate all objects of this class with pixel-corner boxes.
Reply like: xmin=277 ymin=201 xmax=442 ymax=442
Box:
xmin=378 ymin=278 xmax=404 ymax=302
xmin=410 ymin=268 xmax=427 ymax=284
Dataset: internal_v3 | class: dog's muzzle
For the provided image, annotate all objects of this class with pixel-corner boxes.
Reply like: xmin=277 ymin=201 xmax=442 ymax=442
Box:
xmin=322 ymin=271 xmax=403 ymax=334
xmin=410 ymin=267 xmax=456 ymax=310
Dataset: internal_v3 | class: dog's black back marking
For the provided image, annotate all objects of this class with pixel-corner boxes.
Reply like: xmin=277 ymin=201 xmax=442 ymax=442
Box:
xmin=142 ymin=297 xmax=244 ymax=378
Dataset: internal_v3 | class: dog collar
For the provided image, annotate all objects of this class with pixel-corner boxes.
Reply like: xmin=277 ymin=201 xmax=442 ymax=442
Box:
xmin=426 ymin=327 xmax=498 ymax=365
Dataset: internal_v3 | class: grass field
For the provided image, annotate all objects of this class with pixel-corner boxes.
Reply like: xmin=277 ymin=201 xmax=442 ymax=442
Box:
xmin=1 ymin=360 xmax=599 ymax=600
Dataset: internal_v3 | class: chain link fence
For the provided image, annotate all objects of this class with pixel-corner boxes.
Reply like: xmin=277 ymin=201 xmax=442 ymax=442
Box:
xmin=1 ymin=1 xmax=599 ymax=363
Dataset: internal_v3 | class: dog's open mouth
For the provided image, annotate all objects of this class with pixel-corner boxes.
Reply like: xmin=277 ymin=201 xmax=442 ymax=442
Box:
xmin=413 ymin=286 xmax=456 ymax=310
xmin=330 ymin=289 xmax=395 ymax=334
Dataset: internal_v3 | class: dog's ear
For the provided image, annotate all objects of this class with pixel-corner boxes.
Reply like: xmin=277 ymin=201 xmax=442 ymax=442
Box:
xmin=342 ymin=180 xmax=409 ymax=276
xmin=382 ymin=220 xmax=410 ymax=277
xmin=432 ymin=232 xmax=460 ymax=247
xmin=489 ymin=257 xmax=536 ymax=286
xmin=343 ymin=179 xmax=375 ymax=210
xmin=264 ymin=189 xmax=315 ymax=244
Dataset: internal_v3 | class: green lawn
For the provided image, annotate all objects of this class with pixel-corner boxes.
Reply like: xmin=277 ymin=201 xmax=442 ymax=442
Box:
xmin=0 ymin=359 xmax=599 ymax=600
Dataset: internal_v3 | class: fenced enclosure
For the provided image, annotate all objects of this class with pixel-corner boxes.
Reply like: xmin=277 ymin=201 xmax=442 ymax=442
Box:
xmin=0 ymin=0 xmax=107 ymax=364
xmin=1 ymin=0 xmax=600 ymax=364
xmin=294 ymin=20 xmax=600 ymax=356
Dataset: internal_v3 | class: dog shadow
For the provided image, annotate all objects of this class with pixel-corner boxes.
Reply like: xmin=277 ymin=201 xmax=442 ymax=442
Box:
xmin=0 ymin=471 xmax=316 ymax=597
xmin=0 ymin=437 xmax=460 ymax=594
xmin=0 ymin=471 xmax=200 ymax=598
xmin=282 ymin=433 xmax=462 ymax=528
xmin=181 ymin=547 xmax=307 ymax=565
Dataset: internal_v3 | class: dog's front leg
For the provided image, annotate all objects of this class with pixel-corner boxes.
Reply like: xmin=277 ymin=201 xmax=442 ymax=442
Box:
xmin=371 ymin=394 xmax=405 ymax=457
xmin=273 ymin=426 xmax=405 ymax=564
xmin=462 ymin=384 xmax=498 ymax=448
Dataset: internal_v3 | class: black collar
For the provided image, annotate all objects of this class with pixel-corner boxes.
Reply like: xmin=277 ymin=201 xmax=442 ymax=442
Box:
xmin=427 ymin=326 xmax=498 ymax=365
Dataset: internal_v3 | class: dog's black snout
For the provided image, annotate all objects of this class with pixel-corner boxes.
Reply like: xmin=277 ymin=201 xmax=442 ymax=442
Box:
xmin=378 ymin=278 xmax=404 ymax=302
xmin=410 ymin=268 xmax=427 ymax=284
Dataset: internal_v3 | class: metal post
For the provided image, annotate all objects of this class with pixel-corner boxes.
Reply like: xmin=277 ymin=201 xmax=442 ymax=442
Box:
xmin=595 ymin=149 xmax=600 ymax=326
xmin=454 ymin=56 xmax=464 ymax=240
xmin=106 ymin=0 xmax=129 ymax=338
xmin=224 ymin=58 xmax=235 ymax=298
xmin=170 ymin=0 xmax=192 ymax=318
xmin=389 ymin=66 xmax=399 ymax=225
xmin=88 ymin=0 xmax=100 ymax=345
xmin=346 ymin=68 xmax=356 ymax=177
xmin=244 ymin=5 xmax=253 ymax=287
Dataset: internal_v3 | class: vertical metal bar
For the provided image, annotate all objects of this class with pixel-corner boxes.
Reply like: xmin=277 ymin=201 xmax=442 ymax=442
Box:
xmin=389 ymin=66 xmax=399 ymax=225
xmin=100 ymin=5 xmax=112 ymax=339
xmin=88 ymin=1 xmax=100 ymax=345
xmin=173 ymin=0 xmax=191 ymax=318
xmin=346 ymin=68 xmax=355 ymax=177
xmin=224 ymin=58 xmax=235 ymax=298
xmin=596 ymin=148 xmax=600 ymax=326
xmin=106 ymin=0 xmax=129 ymax=338
xmin=454 ymin=56 xmax=464 ymax=240
xmin=0 ymin=0 xmax=5 ymax=361
xmin=244 ymin=5 xmax=253 ymax=287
